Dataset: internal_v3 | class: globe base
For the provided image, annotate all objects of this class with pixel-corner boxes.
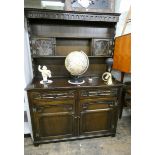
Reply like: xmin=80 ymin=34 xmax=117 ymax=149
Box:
xmin=40 ymin=80 xmax=53 ymax=84
xmin=68 ymin=77 xmax=85 ymax=85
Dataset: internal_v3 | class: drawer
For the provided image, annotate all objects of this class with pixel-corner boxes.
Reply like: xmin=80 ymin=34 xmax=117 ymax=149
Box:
xmin=32 ymin=100 xmax=74 ymax=113
xmin=29 ymin=91 xmax=75 ymax=107
xmin=80 ymin=88 xmax=118 ymax=98
xmin=80 ymin=98 xmax=117 ymax=111
xmin=30 ymin=90 xmax=75 ymax=100
xmin=32 ymin=97 xmax=75 ymax=105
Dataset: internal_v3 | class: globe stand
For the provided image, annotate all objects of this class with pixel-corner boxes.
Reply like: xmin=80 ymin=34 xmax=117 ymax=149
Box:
xmin=68 ymin=76 xmax=85 ymax=85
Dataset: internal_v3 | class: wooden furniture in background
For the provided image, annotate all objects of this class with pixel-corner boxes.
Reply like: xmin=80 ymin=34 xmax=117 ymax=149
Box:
xmin=113 ymin=33 xmax=131 ymax=73
xmin=121 ymin=81 xmax=131 ymax=118
xmin=112 ymin=33 xmax=131 ymax=118
xmin=25 ymin=8 xmax=123 ymax=146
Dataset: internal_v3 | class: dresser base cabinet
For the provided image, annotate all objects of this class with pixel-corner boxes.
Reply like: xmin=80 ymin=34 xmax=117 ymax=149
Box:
xmin=26 ymin=79 xmax=122 ymax=145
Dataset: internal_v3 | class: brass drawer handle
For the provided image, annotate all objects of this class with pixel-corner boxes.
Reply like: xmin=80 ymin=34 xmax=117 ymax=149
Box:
xmin=97 ymin=101 xmax=113 ymax=104
xmin=32 ymin=107 xmax=44 ymax=113
xmin=83 ymin=103 xmax=89 ymax=110
xmin=98 ymin=93 xmax=111 ymax=96
xmin=74 ymin=116 xmax=80 ymax=119
xmin=64 ymin=105 xmax=73 ymax=111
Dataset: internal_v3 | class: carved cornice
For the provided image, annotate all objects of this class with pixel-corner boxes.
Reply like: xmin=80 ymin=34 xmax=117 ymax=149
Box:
xmin=25 ymin=9 xmax=120 ymax=22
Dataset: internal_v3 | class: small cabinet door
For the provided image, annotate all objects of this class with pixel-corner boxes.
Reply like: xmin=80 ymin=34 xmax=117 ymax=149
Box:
xmin=31 ymin=97 xmax=76 ymax=140
xmin=80 ymin=99 xmax=118 ymax=136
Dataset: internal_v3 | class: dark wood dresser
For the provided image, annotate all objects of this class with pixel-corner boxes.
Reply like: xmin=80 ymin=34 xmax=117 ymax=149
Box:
xmin=24 ymin=8 xmax=122 ymax=146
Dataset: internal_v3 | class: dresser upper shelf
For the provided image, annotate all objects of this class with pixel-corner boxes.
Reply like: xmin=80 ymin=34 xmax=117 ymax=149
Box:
xmin=25 ymin=8 xmax=120 ymax=78
xmin=32 ymin=55 xmax=113 ymax=58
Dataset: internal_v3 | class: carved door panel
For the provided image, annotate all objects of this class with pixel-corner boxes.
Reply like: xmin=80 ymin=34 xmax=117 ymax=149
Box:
xmin=92 ymin=39 xmax=114 ymax=56
xmin=37 ymin=112 xmax=74 ymax=140
xmin=32 ymin=100 xmax=75 ymax=140
xmin=80 ymin=99 xmax=118 ymax=136
xmin=31 ymin=37 xmax=56 ymax=56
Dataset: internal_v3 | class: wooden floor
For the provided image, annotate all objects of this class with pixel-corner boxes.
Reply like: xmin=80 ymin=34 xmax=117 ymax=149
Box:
xmin=24 ymin=115 xmax=131 ymax=155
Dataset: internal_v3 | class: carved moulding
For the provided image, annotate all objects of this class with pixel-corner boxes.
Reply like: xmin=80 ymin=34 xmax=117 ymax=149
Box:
xmin=30 ymin=37 xmax=56 ymax=56
xmin=25 ymin=10 xmax=119 ymax=22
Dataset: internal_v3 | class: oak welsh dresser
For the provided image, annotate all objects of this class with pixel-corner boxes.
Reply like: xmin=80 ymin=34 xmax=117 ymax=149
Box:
xmin=25 ymin=8 xmax=122 ymax=146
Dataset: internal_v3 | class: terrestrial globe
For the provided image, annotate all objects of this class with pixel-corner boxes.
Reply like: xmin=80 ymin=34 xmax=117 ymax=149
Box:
xmin=65 ymin=51 xmax=89 ymax=84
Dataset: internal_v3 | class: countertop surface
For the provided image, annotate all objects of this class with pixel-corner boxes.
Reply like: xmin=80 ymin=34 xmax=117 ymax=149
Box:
xmin=25 ymin=77 xmax=123 ymax=91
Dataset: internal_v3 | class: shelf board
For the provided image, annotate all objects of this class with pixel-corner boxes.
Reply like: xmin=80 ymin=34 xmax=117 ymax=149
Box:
xmin=32 ymin=56 xmax=66 ymax=58
xmin=32 ymin=56 xmax=113 ymax=58
xmin=89 ymin=56 xmax=113 ymax=58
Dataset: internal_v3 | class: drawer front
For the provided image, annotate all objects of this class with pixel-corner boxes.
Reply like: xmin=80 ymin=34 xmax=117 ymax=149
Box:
xmin=32 ymin=96 xmax=75 ymax=105
xmin=29 ymin=90 xmax=75 ymax=105
xmin=80 ymin=98 xmax=117 ymax=111
xmin=32 ymin=101 xmax=74 ymax=113
xmin=80 ymin=88 xmax=118 ymax=99
xmin=31 ymin=90 xmax=75 ymax=100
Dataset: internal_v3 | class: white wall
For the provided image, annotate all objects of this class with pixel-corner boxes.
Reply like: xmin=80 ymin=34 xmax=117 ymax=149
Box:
xmin=115 ymin=0 xmax=122 ymax=13
xmin=112 ymin=0 xmax=131 ymax=82
xmin=24 ymin=18 xmax=33 ymax=85
xmin=115 ymin=0 xmax=131 ymax=37
xmin=24 ymin=17 xmax=33 ymax=136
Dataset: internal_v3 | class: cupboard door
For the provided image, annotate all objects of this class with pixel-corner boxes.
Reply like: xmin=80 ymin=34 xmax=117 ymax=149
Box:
xmin=32 ymin=101 xmax=75 ymax=140
xmin=37 ymin=112 xmax=74 ymax=140
xmin=80 ymin=99 xmax=117 ymax=136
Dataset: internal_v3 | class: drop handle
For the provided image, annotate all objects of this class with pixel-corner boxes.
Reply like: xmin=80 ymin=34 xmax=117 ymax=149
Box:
xmin=68 ymin=107 xmax=73 ymax=111
xmin=65 ymin=106 xmax=73 ymax=111
xmin=109 ymin=105 xmax=114 ymax=107
xmin=83 ymin=104 xmax=89 ymax=110
xmin=74 ymin=116 xmax=80 ymax=119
